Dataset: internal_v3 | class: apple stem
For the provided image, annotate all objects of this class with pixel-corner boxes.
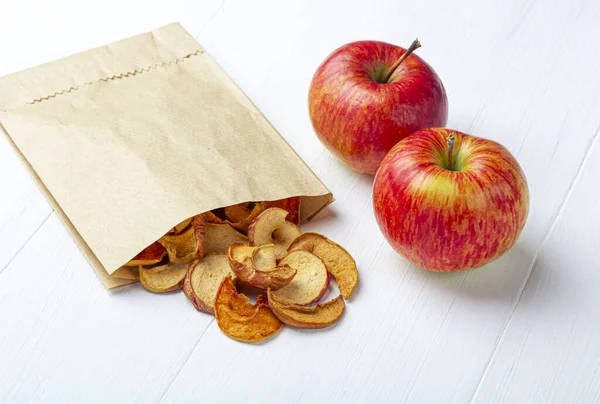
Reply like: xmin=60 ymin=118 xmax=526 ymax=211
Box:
xmin=447 ymin=133 xmax=456 ymax=170
xmin=382 ymin=39 xmax=421 ymax=83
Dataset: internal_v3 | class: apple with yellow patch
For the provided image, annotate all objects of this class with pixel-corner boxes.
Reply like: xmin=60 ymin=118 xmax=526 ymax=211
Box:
xmin=373 ymin=128 xmax=529 ymax=271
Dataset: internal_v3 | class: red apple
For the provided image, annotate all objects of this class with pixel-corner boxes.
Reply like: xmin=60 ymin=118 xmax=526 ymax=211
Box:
xmin=309 ymin=40 xmax=448 ymax=174
xmin=373 ymin=128 xmax=529 ymax=272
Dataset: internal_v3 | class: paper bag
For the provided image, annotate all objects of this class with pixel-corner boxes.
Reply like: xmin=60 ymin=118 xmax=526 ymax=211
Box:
xmin=0 ymin=23 xmax=332 ymax=289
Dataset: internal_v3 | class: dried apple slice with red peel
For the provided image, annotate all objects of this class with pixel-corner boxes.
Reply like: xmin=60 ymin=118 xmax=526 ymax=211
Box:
xmin=248 ymin=207 xmax=302 ymax=259
xmin=248 ymin=208 xmax=287 ymax=245
xmin=267 ymin=289 xmax=345 ymax=329
xmin=215 ymin=276 xmax=283 ymax=343
xmin=159 ymin=215 xmax=205 ymax=263
xmin=124 ymin=241 xmax=167 ymax=267
xmin=183 ymin=254 xmax=235 ymax=314
xmin=139 ymin=262 xmax=188 ymax=293
xmin=228 ymin=243 xmax=296 ymax=290
xmin=271 ymin=250 xmax=330 ymax=304
xmin=288 ymin=233 xmax=358 ymax=299
xmin=204 ymin=223 xmax=248 ymax=254
xmin=272 ymin=221 xmax=302 ymax=259
xmin=265 ymin=197 xmax=301 ymax=224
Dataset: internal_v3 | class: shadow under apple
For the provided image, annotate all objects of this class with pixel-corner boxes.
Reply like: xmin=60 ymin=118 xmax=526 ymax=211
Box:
xmin=407 ymin=242 xmax=535 ymax=304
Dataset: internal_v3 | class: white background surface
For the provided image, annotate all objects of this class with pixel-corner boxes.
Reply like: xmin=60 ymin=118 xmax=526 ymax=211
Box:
xmin=1 ymin=0 xmax=599 ymax=403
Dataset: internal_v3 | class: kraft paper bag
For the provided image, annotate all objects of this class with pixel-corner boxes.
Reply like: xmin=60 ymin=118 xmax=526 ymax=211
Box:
xmin=0 ymin=23 xmax=332 ymax=289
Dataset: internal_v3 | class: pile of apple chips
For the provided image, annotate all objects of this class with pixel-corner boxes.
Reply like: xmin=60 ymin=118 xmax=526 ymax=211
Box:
xmin=126 ymin=197 xmax=359 ymax=343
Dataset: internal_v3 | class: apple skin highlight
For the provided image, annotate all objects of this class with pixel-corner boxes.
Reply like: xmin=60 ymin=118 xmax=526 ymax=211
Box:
xmin=373 ymin=128 xmax=529 ymax=272
xmin=309 ymin=40 xmax=448 ymax=174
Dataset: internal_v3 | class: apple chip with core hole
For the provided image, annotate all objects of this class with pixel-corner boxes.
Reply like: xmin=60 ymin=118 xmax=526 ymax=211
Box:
xmin=248 ymin=208 xmax=302 ymax=259
xmin=228 ymin=243 xmax=296 ymax=290
xmin=125 ymin=241 xmax=167 ymax=267
xmin=271 ymin=250 xmax=330 ymax=304
xmin=139 ymin=262 xmax=188 ymax=293
xmin=248 ymin=208 xmax=287 ymax=246
xmin=288 ymin=233 xmax=358 ymax=299
xmin=183 ymin=254 xmax=235 ymax=313
xmin=265 ymin=197 xmax=301 ymax=224
xmin=215 ymin=276 xmax=283 ymax=343
xmin=267 ymin=290 xmax=345 ymax=329
xmin=204 ymin=223 xmax=248 ymax=254
xmin=169 ymin=217 xmax=192 ymax=234
xmin=158 ymin=216 xmax=205 ymax=263
xmin=272 ymin=221 xmax=302 ymax=259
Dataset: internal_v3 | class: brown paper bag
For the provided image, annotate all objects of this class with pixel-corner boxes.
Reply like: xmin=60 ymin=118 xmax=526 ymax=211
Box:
xmin=0 ymin=23 xmax=332 ymax=289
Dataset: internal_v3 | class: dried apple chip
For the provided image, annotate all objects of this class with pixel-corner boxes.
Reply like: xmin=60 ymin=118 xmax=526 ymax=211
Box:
xmin=183 ymin=254 xmax=235 ymax=314
xmin=139 ymin=262 xmax=188 ymax=293
xmin=288 ymin=233 xmax=358 ymax=299
xmin=204 ymin=223 xmax=248 ymax=254
xmin=272 ymin=250 xmax=330 ymax=304
xmin=252 ymin=244 xmax=277 ymax=270
xmin=169 ymin=217 xmax=192 ymax=234
xmin=215 ymin=276 xmax=283 ymax=343
xmin=248 ymin=208 xmax=302 ymax=258
xmin=228 ymin=243 xmax=296 ymax=290
xmin=224 ymin=203 xmax=251 ymax=223
xmin=146 ymin=262 xmax=170 ymax=273
xmin=265 ymin=197 xmax=301 ymax=224
xmin=124 ymin=241 xmax=167 ymax=267
xmin=267 ymin=290 xmax=345 ymax=329
xmin=248 ymin=208 xmax=287 ymax=245
xmin=272 ymin=221 xmax=302 ymax=259
xmin=159 ymin=215 xmax=205 ymax=263
xmin=229 ymin=202 xmax=265 ymax=233
xmin=203 ymin=210 xmax=228 ymax=224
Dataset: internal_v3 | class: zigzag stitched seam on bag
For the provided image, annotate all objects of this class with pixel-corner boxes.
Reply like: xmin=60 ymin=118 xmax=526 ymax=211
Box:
xmin=25 ymin=49 xmax=203 ymax=106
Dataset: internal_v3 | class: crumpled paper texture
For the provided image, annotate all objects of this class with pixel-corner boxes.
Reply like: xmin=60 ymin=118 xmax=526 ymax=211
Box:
xmin=0 ymin=23 xmax=332 ymax=288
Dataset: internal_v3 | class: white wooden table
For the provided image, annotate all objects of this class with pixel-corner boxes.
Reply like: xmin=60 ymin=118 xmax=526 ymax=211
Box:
xmin=1 ymin=0 xmax=599 ymax=403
